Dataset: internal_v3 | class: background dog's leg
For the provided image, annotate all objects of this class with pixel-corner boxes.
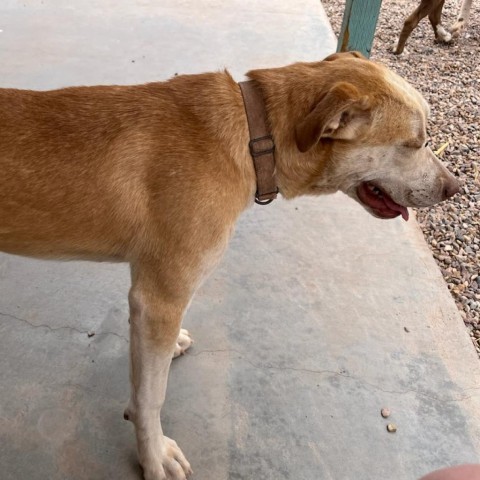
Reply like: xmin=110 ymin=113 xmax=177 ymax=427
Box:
xmin=429 ymin=0 xmax=452 ymax=43
xmin=125 ymin=265 xmax=193 ymax=480
xmin=450 ymin=0 xmax=473 ymax=37
xmin=394 ymin=0 xmax=433 ymax=54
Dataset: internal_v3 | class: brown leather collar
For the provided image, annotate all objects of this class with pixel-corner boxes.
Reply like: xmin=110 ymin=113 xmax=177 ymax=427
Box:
xmin=239 ymin=80 xmax=278 ymax=205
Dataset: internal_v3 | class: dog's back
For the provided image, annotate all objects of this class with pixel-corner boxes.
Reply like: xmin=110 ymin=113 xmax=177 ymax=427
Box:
xmin=0 ymin=74 xmax=251 ymax=261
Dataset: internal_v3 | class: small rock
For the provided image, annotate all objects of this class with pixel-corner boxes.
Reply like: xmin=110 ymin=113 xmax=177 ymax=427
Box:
xmin=386 ymin=423 xmax=397 ymax=433
xmin=87 ymin=331 xmax=95 ymax=338
xmin=404 ymin=326 xmax=410 ymax=333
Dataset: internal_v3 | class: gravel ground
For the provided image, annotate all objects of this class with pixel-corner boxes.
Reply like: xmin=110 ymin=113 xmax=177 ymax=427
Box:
xmin=323 ymin=0 xmax=480 ymax=357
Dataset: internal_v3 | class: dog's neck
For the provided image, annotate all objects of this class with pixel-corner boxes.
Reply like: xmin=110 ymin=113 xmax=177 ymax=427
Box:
xmin=246 ymin=65 xmax=335 ymax=200
xmin=238 ymin=80 xmax=278 ymax=205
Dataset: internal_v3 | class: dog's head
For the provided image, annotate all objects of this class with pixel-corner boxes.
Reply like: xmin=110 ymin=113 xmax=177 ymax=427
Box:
xmin=276 ymin=52 xmax=459 ymax=220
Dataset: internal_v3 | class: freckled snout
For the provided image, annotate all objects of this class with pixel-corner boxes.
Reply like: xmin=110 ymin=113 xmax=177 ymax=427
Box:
xmin=400 ymin=152 xmax=460 ymax=209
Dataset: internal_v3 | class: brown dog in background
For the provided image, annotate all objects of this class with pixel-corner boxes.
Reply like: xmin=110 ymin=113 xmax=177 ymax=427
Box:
xmin=395 ymin=0 xmax=473 ymax=54
xmin=0 ymin=51 xmax=459 ymax=479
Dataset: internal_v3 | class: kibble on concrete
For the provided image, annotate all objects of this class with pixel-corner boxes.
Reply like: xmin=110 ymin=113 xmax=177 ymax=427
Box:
xmin=323 ymin=0 xmax=480 ymax=358
xmin=381 ymin=408 xmax=391 ymax=418
xmin=387 ymin=423 xmax=398 ymax=433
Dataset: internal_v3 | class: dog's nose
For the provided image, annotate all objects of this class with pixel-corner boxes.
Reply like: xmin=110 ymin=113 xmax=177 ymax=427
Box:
xmin=442 ymin=176 xmax=460 ymax=200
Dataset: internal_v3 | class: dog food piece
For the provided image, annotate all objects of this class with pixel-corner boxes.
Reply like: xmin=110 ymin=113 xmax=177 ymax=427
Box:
xmin=386 ymin=423 xmax=397 ymax=433
xmin=381 ymin=408 xmax=391 ymax=418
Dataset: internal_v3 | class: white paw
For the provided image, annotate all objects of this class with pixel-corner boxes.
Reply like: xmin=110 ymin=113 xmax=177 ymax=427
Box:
xmin=437 ymin=25 xmax=452 ymax=43
xmin=390 ymin=41 xmax=407 ymax=55
xmin=142 ymin=436 xmax=193 ymax=480
xmin=173 ymin=328 xmax=193 ymax=358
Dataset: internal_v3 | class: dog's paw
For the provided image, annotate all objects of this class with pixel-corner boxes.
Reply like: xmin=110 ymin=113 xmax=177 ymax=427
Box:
xmin=173 ymin=328 xmax=193 ymax=358
xmin=390 ymin=41 xmax=407 ymax=56
xmin=450 ymin=20 xmax=464 ymax=38
xmin=436 ymin=25 xmax=452 ymax=43
xmin=142 ymin=436 xmax=193 ymax=480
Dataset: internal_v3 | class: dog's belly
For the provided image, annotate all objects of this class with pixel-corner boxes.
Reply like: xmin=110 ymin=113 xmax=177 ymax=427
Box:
xmin=0 ymin=194 xmax=131 ymax=261
xmin=0 ymin=238 xmax=127 ymax=262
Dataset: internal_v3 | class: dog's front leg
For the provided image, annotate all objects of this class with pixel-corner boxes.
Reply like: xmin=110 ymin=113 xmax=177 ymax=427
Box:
xmin=125 ymin=267 xmax=193 ymax=480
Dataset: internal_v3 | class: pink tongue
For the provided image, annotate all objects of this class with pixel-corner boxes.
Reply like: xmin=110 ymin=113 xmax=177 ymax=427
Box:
xmin=383 ymin=195 xmax=409 ymax=221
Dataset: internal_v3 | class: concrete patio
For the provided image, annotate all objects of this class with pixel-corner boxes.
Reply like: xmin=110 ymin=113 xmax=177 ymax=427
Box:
xmin=0 ymin=1 xmax=479 ymax=479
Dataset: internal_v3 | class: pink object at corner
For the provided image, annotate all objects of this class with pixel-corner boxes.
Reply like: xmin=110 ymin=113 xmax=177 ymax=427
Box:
xmin=419 ymin=465 xmax=480 ymax=480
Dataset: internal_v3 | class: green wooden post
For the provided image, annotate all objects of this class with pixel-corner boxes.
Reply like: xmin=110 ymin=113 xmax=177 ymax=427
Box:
xmin=337 ymin=0 xmax=383 ymax=58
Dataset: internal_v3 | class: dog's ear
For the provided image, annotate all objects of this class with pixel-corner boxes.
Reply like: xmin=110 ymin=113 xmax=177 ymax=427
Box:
xmin=295 ymin=82 xmax=371 ymax=153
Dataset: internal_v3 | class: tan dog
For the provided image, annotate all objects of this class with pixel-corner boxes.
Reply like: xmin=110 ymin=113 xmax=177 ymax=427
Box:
xmin=0 ymin=51 xmax=458 ymax=480
xmin=395 ymin=0 xmax=473 ymax=54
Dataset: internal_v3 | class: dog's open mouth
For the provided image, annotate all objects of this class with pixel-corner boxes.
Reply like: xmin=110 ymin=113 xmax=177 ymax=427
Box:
xmin=357 ymin=182 xmax=409 ymax=221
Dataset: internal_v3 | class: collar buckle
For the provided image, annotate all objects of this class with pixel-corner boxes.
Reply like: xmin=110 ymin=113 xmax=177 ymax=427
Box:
xmin=249 ymin=135 xmax=275 ymax=158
